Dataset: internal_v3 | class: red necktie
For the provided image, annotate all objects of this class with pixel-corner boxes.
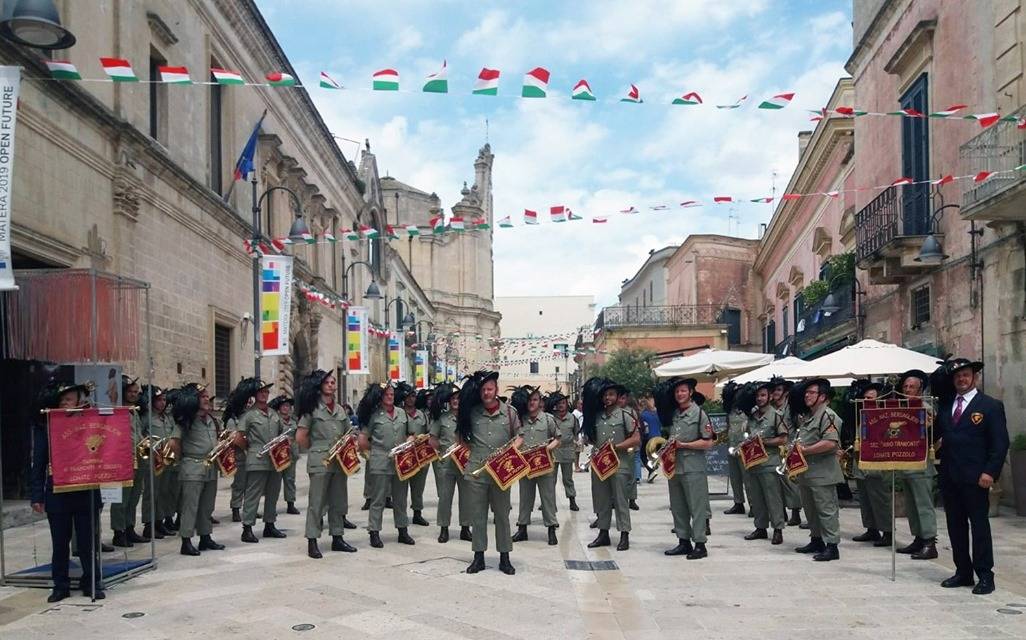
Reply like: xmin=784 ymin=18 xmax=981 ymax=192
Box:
xmin=952 ymin=396 xmax=964 ymax=424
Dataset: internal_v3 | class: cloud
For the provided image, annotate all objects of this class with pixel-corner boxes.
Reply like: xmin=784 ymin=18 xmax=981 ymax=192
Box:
xmin=387 ymin=26 xmax=425 ymax=56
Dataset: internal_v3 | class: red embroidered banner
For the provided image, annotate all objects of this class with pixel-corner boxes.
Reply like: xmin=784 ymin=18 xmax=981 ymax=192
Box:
xmin=658 ymin=441 xmax=678 ymax=478
xmin=268 ymin=439 xmax=293 ymax=472
xmin=451 ymin=443 xmax=470 ymax=473
xmin=590 ymin=440 xmax=620 ymax=482
xmin=414 ymin=436 xmax=439 ymax=466
xmin=394 ymin=445 xmax=421 ymax=481
xmin=482 ymin=445 xmax=529 ymax=490
xmin=739 ymin=436 xmax=770 ymax=470
xmin=217 ymin=446 xmax=238 ymax=477
xmin=337 ymin=435 xmax=362 ymax=476
xmin=47 ymin=407 xmax=134 ymax=492
xmin=859 ymin=406 xmax=928 ymax=471
xmin=521 ymin=445 xmax=554 ymax=479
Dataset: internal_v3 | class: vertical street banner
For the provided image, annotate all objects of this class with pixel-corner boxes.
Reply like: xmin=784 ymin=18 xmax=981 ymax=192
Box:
xmin=260 ymin=255 xmax=293 ymax=356
xmin=0 ymin=66 xmax=22 ymax=291
xmin=432 ymin=359 xmax=443 ymax=383
xmin=388 ymin=332 xmax=401 ymax=381
xmin=446 ymin=364 xmax=456 ymax=381
xmin=414 ymin=350 xmax=427 ymax=389
xmin=858 ymin=405 xmax=928 ymax=471
xmin=48 ymin=407 xmax=135 ymax=491
xmin=346 ymin=306 xmax=369 ymax=374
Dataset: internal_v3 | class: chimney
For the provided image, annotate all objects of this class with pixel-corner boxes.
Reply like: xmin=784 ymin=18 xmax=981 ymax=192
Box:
xmin=798 ymin=130 xmax=813 ymax=158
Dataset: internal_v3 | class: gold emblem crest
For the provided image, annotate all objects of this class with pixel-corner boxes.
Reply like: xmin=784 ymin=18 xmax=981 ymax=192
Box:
xmin=970 ymin=412 xmax=983 ymax=425
xmin=886 ymin=421 xmax=904 ymax=439
xmin=85 ymin=434 xmax=105 ymax=452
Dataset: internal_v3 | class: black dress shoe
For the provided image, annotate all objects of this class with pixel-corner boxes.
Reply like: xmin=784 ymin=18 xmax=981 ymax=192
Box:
xmin=47 ymin=588 xmax=71 ymax=603
xmin=397 ymin=527 xmax=415 ymax=545
xmin=101 ymin=543 xmax=115 ymax=553
xmin=286 ymin=502 xmax=301 ymax=515
xmin=569 ymin=497 xmax=580 ymax=511
xmin=724 ymin=503 xmax=746 ymax=515
xmin=361 ymin=499 xmax=371 ymax=511
xmin=795 ymin=537 xmax=825 ymax=554
xmin=972 ymin=577 xmax=995 ymax=595
xmin=263 ymin=523 xmax=287 ymax=539
xmin=629 ymin=500 xmax=639 ymax=511
xmin=369 ymin=531 xmax=383 ymax=548
xmin=209 ymin=516 xmax=220 ymax=525
xmin=744 ymin=528 xmax=768 ymax=541
xmin=852 ymin=529 xmax=881 ymax=543
xmin=912 ymin=540 xmax=938 ymax=560
xmin=412 ymin=511 xmax=429 ymax=526
xmin=180 ymin=537 xmax=201 ymax=556
xmin=686 ymin=542 xmax=707 ymax=560
xmin=589 ymin=519 xmax=598 ymax=529
xmin=813 ymin=543 xmax=839 ymax=562
xmin=466 ymin=551 xmax=485 ymax=574
xmin=587 ymin=530 xmax=611 ymax=548
xmin=112 ymin=530 xmax=132 ymax=548
xmin=787 ymin=509 xmax=802 ymax=526
xmin=511 ymin=525 xmax=528 ymax=542
xmin=144 ymin=523 xmax=164 ymax=540
xmin=343 ymin=517 xmax=357 ymax=530
xmin=498 ymin=552 xmax=515 ymax=575
xmin=664 ymin=539 xmax=693 ymax=556
xmin=332 ymin=535 xmax=357 ymax=552
xmin=771 ymin=529 xmax=783 ymax=545
xmin=231 ymin=508 xmax=241 ymax=523
xmin=81 ymin=586 xmax=105 ymax=600
xmin=241 ymin=525 xmax=259 ymax=543
xmin=873 ymin=532 xmax=893 ymax=548
xmin=616 ymin=531 xmax=629 ymax=551
xmin=198 ymin=535 xmax=225 ymax=550
xmin=127 ymin=526 xmax=148 ymax=543
xmin=459 ymin=526 xmax=473 ymax=541
xmin=897 ymin=537 xmax=923 ymax=554
xmin=941 ymin=574 xmax=975 ymax=588
xmin=385 ymin=497 xmax=393 ymax=509
xmin=438 ymin=527 xmax=450 ymax=543
xmin=548 ymin=526 xmax=558 ymax=546
xmin=308 ymin=538 xmax=322 ymax=559
xmin=155 ymin=521 xmax=170 ymax=538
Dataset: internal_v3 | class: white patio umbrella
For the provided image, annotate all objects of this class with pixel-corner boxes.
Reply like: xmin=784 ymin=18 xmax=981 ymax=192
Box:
xmin=715 ymin=356 xmax=807 ymax=388
xmin=778 ymin=339 xmax=941 ymax=379
xmin=652 ymin=348 xmax=775 ymax=378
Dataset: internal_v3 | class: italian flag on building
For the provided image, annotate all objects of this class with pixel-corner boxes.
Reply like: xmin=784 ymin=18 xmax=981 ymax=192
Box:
xmin=522 ymin=67 xmax=550 ymax=98
xmin=100 ymin=57 xmax=137 ymax=82
xmin=45 ymin=60 xmax=81 ymax=80
xmin=423 ymin=60 xmax=448 ymax=93
xmin=473 ymin=68 xmax=500 ymax=95
xmin=386 ymin=225 xmax=400 ymax=239
xmin=757 ymin=92 xmax=795 ymax=109
xmin=266 ymin=71 xmax=296 ymax=86
xmin=373 ymin=69 xmax=400 ymax=91
xmin=405 ymin=224 xmax=420 ymax=237
xmin=360 ymin=225 xmax=379 ymax=238
xmin=430 ymin=216 xmax=446 ymax=233
xmin=322 ymin=232 xmax=337 ymax=243
xmin=342 ymin=228 xmax=360 ymax=241
xmin=158 ymin=66 xmax=192 ymax=84
xmin=212 ymin=67 xmax=245 ymax=85
xmin=450 ymin=216 xmax=465 ymax=231
xmin=572 ymin=79 xmax=595 ymax=101
xmin=319 ymin=71 xmax=342 ymax=89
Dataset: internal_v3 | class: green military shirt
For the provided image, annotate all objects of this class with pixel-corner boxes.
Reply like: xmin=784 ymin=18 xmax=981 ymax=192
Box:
xmin=727 ymin=408 xmax=748 ymax=446
xmin=746 ymin=407 xmax=786 ymax=472
xmin=172 ymin=414 xmax=219 ymax=482
xmin=518 ymin=412 xmax=557 ymax=449
xmin=298 ymin=402 xmax=348 ymax=474
xmin=364 ymin=407 xmax=411 ymax=475
xmin=130 ymin=412 xmax=143 ymax=447
xmin=147 ymin=410 xmax=177 ymax=440
xmin=552 ymin=412 xmax=578 ymax=463
xmin=772 ymin=402 xmax=794 ymax=434
xmin=796 ymin=404 xmax=843 ymax=486
xmin=406 ymin=408 xmax=429 ymax=436
xmin=670 ymin=403 xmax=714 ymax=474
xmin=465 ymin=401 xmax=519 ymax=474
xmin=280 ymin=416 xmax=300 ymax=459
xmin=238 ymin=406 xmax=282 ymax=471
xmin=429 ymin=411 xmax=459 ymax=451
xmin=592 ymin=407 xmax=637 ymax=476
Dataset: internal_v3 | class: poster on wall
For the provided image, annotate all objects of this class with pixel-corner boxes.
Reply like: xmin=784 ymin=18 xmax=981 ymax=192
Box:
xmin=260 ymin=255 xmax=293 ymax=356
xmin=346 ymin=306 xmax=369 ymax=374
xmin=0 ymin=66 xmax=22 ymax=291
xmin=74 ymin=364 xmax=123 ymax=409
xmin=388 ymin=332 xmax=401 ymax=381
xmin=414 ymin=350 xmax=427 ymax=389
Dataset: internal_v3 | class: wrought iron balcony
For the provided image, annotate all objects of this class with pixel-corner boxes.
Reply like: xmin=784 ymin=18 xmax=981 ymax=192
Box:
xmin=854 ymin=185 xmax=939 ymax=284
xmin=595 ymin=304 xmax=720 ymax=331
xmin=960 ymin=105 xmax=1026 ymax=220
xmin=794 ymin=282 xmax=858 ymax=357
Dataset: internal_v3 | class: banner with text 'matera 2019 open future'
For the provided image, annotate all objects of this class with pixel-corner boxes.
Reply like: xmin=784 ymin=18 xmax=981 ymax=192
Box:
xmin=346 ymin=306 xmax=369 ymax=374
xmin=0 ymin=66 xmax=22 ymax=292
xmin=414 ymin=350 xmax=427 ymax=389
xmin=260 ymin=255 xmax=293 ymax=356
xmin=388 ymin=332 xmax=402 ymax=381
xmin=48 ymin=407 xmax=135 ymax=491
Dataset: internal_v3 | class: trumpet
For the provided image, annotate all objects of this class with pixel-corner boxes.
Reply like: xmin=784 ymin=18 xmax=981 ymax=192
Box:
xmin=323 ymin=427 xmax=357 ymax=466
xmin=727 ymin=432 xmax=753 ymax=457
xmin=838 ymin=444 xmax=855 ymax=479
xmin=388 ymin=433 xmax=431 ymax=458
xmin=136 ymin=435 xmax=155 ymax=460
xmin=440 ymin=441 xmax=464 ymax=460
xmin=470 ymin=438 xmax=518 ymax=477
xmin=257 ymin=427 xmax=296 ymax=458
xmin=204 ymin=430 xmax=235 ymax=467
xmin=775 ymin=437 xmax=807 ymax=478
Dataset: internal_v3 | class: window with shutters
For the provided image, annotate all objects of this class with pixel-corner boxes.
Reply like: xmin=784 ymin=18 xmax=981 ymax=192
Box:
xmin=910 ymin=285 xmax=931 ymax=328
xmin=529 ymin=361 xmax=539 ymax=374
xmin=214 ymin=324 xmax=232 ymax=399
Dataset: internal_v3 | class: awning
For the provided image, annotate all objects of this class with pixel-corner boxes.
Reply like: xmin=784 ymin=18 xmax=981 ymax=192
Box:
xmin=715 ymin=356 xmax=807 ymax=388
xmin=653 ymin=348 xmax=775 ymax=379
xmin=778 ymin=339 xmax=942 ymax=379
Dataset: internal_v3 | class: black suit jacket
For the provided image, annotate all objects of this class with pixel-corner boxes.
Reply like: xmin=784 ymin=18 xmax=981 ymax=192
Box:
xmin=29 ymin=422 xmax=100 ymax=514
xmin=936 ymin=391 xmax=1009 ymax=486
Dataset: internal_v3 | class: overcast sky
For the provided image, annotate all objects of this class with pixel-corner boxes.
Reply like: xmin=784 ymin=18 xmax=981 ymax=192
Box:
xmin=257 ymin=0 xmax=853 ymax=309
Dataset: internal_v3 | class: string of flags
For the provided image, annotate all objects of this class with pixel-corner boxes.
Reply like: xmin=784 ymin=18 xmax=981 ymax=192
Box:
xmin=37 ymin=58 xmax=1025 ymax=127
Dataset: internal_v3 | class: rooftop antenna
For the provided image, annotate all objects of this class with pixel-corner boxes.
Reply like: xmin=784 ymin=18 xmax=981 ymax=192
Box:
xmin=771 ymin=169 xmax=779 ymax=200
xmin=485 ymin=118 xmax=489 ymax=144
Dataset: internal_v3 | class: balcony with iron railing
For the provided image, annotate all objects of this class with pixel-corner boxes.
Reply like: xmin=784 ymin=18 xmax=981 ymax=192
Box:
xmin=960 ymin=105 xmax=1026 ymax=221
xmin=794 ymin=281 xmax=858 ymax=358
xmin=854 ymin=185 xmax=940 ymax=284
xmin=594 ymin=304 xmax=721 ymax=331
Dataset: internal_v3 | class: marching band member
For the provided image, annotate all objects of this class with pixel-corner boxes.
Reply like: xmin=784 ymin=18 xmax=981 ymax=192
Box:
xmin=510 ymin=386 xmax=561 ymax=546
xmin=547 ymin=392 xmax=580 ymax=511
xmin=895 ymin=370 xmax=937 ymax=559
xmin=401 ymin=386 xmax=431 ymax=527
xmin=793 ymin=378 xmax=843 ymax=562
xmin=233 ymin=378 xmax=287 ymax=543
xmin=228 ymin=387 xmax=250 ymax=524
xmin=358 ymin=382 xmax=416 ymax=548
xmin=458 ymin=370 xmax=522 ymax=574
xmin=583 ymin=377 xmax=640 ymax=552
xmin=616 ymin=386 xmax=642 ymax=511
xmin=141 ymin=385 xmax=178 ymax=538
xmin=111 ymin=375 xmax=150 ymax=547
xmin=722 ymin=382 xmax=749 ymax=515
xmin=171 ymin=383 xmax=226 ymax=556
xmin=657 ymin=377 xmax=714 ymax=559
xmin=296 ymin=370 xmax=357 ymax=559
xmin=743 ymin=382 xmax=787 ymax=545
xmin=848 ymin=380 xmax=892 ymax=548
xmin=271 ymin=395 xmax=302 ymax=515
xmin=770 ymin=377 xmax=803 ymax=527
xmin=428 ymin=382 xmax=472 ymax=543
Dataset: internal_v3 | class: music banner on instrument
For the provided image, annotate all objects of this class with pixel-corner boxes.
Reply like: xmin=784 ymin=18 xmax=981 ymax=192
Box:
xmin=590 ymin=440 xmax=620 ymax=482
xmin=739 ymin=436 xmax=769 ymax=470
xmin=217 ymin=446 xmax=238 ymax=477
xmin=388 ymin=332 xmax=402 ymax=381
xmin=451 ymin=443 xmax=470 ymax=473
xmin=658 ymin=441 xmax=679 ymax=478
xmin=859 ymin=406 xmax=928 ymax=471
xmin=346 ymin=306 xmax=369 ymax=375
xmin=0 ymin=67 xmax=21 ymax=292
xmin=784 ymin=444 xmax=808 ymax=479
xmin=521 ymin=445 xmax=554 ymax=479
xmin=483 ymin=446 xmax=529 ymax=490
xmin=414 ymin=435 xmax=438 ymax=466
xmin=394 ymin=445 xmax=421 ymax=481
xmin=47 ymin=407 xmax=134 ymax=491
xmin=336 ymin=435 xmax=362 ymax=475
xmin=268 ymin=439 xmax=293 ymax=472
xmin=414 ymin=350 xmax=427 ymax=389
xmin=260 ymin=255 xmax=293 ymax=356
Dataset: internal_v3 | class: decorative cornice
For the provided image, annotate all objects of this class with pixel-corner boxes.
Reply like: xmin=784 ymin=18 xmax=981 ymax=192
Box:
xmin=146 ymin=11 xmax=180 ymax=47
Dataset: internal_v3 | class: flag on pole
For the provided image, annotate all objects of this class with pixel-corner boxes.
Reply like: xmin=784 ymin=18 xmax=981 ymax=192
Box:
xmin=524 ymin=209 xmax=539 ymax=225
xmin=373 ymin=69 xmax=400 ymax=91
xmin=405 ymin=224 xmax=421 ymax=237
xmin=620 ymin=84 xmax=642 ymax=103
xmin=522 ymin=67 xmax=549 ymax=98
xmin=498 ymin=216 xmax=513 ymax=228
xmin=423 ymin=60 xmax=448 ymax=93
xmin=716 ymin=95 xmax=747 ymax=109
xmin=100 ymin=57 xmax=137 ymax=82
xmin=45 ymin=60 xmax=81 ymax=80
xmin=212 ymin=67 xmax=245 ymax=85
xmin=232 ymin=110 xmax=267 ymax=182
xmin=319 ymin=71 xmax=343 ymax=89
xmin=672 ymin=91 xmax=703 ymax=105
xmin=158 ymin=65 xmax=191 ymax=84
xmin=757 ymin=92 xmax=795 ymax=109
xmin=265 ymin=72 xmax=296 ymax=86
xmin=473 ymin=68 xmax=500 ymax=95
xmin=550 ymin=206 xmax=566 ymax=222
xmin=572 ymin=79 xmax=596 ymax=101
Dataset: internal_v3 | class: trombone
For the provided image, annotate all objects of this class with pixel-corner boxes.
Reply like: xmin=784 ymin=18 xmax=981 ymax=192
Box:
xmin=470 ymin=438 xmax=518 ymax=477
xmin=256 ymin=427 xmax=296 ymax=458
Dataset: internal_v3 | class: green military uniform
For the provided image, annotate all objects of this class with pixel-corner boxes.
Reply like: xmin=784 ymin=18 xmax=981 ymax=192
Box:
xmin=174 ymin=414 xmax=219 ymax=539
xmin=228 ymin=416 xmax=247 ymax=513
xmin=902 ymin=458 xmax=937 ymax=541
xmin=299 ymin=402 xmax=350 ymax=539
xmin=111 ymin=412 xmax=152 ymax=533
xmin=149 ymin=408 xmax=180 ymax=524
xmin=405 ymin=408 xmax=430 ymax=513
xmin=364 ymin=407 xmax=412 ymax=532
xmin=237 ymin=406 xmax=284 ymax=528
xmin=744 ymin=407 xmax=787 ymax=530
xmin=515 ymin=412 xmax=558 ymax=528
xmin=464 ymin=401 xmax=519 ymax=553
xmin=773 ymin=404 xmax=802 ymax=511
xmin=668 ymin=403 xmax=713 ymax=543
xmin=796 ymin=405 xmax=843 ymax=545
xmin=725 ymin=408 xmax=748 ymax=507
xmin=430 ymin=410 xmax=469 ymax=528
xmin=552 ymin=412 xmax=578 ymax=500
xmin=281 ymin=415 xmax=299 ymax=504
xmin=590 ymin=407 xmax=636 ymax=533
xmin=852 ymin=457 xmax=893 ymax=535
xmin=626 ymin=408 xmax=641 ymax=502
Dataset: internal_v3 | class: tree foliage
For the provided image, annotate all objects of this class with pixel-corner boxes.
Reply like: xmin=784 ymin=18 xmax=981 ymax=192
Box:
xmin=595 ymin=348 xmax=657 ymax=397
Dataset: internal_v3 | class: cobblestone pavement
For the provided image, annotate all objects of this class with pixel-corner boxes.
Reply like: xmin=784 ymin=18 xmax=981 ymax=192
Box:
xmin=2 ymin=461 xmax=1025 ymax=639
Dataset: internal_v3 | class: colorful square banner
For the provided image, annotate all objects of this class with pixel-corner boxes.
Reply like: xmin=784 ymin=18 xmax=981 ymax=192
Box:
xmin=259 ymin=255 xmax=293 ymax=356
xmin=414 ymin=350 xmax=427 ymax=389
xmin=345 ymin=306 xmax=369 ymax=374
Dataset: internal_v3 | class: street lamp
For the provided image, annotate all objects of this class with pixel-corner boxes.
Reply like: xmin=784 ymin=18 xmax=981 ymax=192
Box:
xmin=0 ymin=0 xmax=76 ymax=50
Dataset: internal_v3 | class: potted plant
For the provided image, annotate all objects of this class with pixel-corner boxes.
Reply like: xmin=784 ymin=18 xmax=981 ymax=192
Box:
xmin=1011 ymin=433 xmax=1026 ymax=517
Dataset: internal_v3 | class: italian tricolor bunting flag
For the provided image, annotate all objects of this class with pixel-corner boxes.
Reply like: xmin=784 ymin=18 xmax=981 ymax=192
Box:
xmin=266 ymin=72 xmax=296 ymax=86
xmin=550 ymin=206 xmax=566 ymax=222
xmin=965 ymin=113 xmax=1000 ymax=127
xmin=757 ymin=93 xmax=794 ymax=109
xmin=523 ymin=209 xmax=539 ymax=225
xmin=212 ymin=67 xmax=245 ymax=85
xmin=423 ymin=60 xmax=448 ymax=93
xmin=928 ymin=104 xmax=967 ymax=118
xmin=158 ymin=66 xmax=192 ymax=84
xmin=373 ymin=69 xmax=400 ymax=91
xmin=498 ymin=216 xmax=513 ymax=228
xmin=450 ymin=216 xmax=465 ymax=231
xmin=45 ymin=60 xmax=81 ymax=80
xmin=360 ymin=225 xmax=379 ymax=238
xmin=474 ymin=68 xmax=500 ymax=95
xmin=343 ymin=228 xmax=360 ymax=241
xmin=672 ymin=91 xmax=702 ymax=105
xmin=100 ymin=57 xmax=137 ymax=82
xmin=386 ymin=225 xmax=400 ymax=239
xmin=522 ymin=67 xmax=549 ymax=98
xmin=431 ymin=216 xmax=446 ymax=233
xmin=320 ymin=71 xmax=342 ymax=89
xmin=572 ymin=79 xmax=595 ymax=101
xmin=620 ymin=84 xmax=641 ymax=103
xmin=405 ymin=224 xmax=420 ymax=237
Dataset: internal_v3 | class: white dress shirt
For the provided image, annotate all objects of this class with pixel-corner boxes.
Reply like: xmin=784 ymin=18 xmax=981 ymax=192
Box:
xmin=951 ymin=387 xmax=978 ymax=417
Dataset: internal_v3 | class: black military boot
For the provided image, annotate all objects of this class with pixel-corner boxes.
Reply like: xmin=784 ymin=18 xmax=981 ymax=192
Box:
xmin=343 ymin=517 xmax=358 ymax=530
xmin=397 ymin=527 xmax=415 ymax=545
xmin=143 ymin=522 xmax=163 ymax=540
xmin=231 ymin=508 xmax=242 ymax=522
xmin=511 ymin=525 xmax=528 ymax=542
xmin=361 ymin=499 xmax=371 ymax=510
xmin=385 ymin=497 xmax=393 ymax=509
xmin=873 ymin=531 xmax=893 ymax=548
xmin=912 ymin=538 xmax=938 ymax=560
xmin=852 ymin=528 xmax=881 ymax=543
xmin=616 ymin=532 xmax=630 ymax=551
xmin=466 ymin=551 xmax=486 ymax=574
xmin=795 ymin=537 xmax=825 ymax=554
xmin=664 ymin=539 xmax=693 ymax=556
xmin=241 ymin=525 xmax=259 ymax=543
xmin=459 ymin=526 xmax=473 ymax=541
xmin=499 ymin=552 xmax=516 ymax=575
xmin=589 ymin=518 xmax=599 ymax=529
xmin=180 ymin=537 xmax=200 ymax=556
xmin=263 ymin=523 xmax=287 ymax=539
xmin=569 ymin=497 xmax=580 ymax=511
xmin=813 ymin=543 xmax=839 ymax=561
xmin=412 ymin=510 xmax=429 ymax=526
xmin=126 ymin=526 xmax=148 ymax=543
xmin=332 ymin=535 xmax=357 ymax=552
xmin=587 ymin=529 xmax=611 ymax=548
xmin=369 ymin=531 xmax=383 ymax=548
xmin=172 ymin=514 xmax=181 ymax=530
xmin=771 ymin=529 xmax=783 ymax=545
xmin=787 ymin=509 xmax=802 ymax=526
xmin=112 ymin=530 xmax=132 ymax=548
xmin=163 ymin=516 xmax=178 ymax=532
xmin=154 ymin=520 xmax=170 ymax=538
xmin=686 ymin=542 xmax=708 ymax=560
xmin=897 ymin=536 xmax=923 ymax=554
xmin=199 ymin=534 xmax=225 ymax=550
xmin=744 ymin=528 xmax=768 ymax=540
xmin=308 ymin=538 xmax=322 ymax=559
xmin=548 ymin=526 xmax=558 ymax=546
xmin=438 ymin=527 xmax=450 ymax=543
xmin=724 ymin=502 xmax=745 ymax=515
xmin=629 ymin=499 xmax=640 ymax=511
xmin=286 ymin=502 xmax=301 ymax=515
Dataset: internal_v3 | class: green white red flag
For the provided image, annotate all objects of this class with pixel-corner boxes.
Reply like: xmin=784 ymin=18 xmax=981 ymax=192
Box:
xmin=757 ymin=92 xmax=794 ymax=109
xmin=158 ymin=65 xmax=191 ymax=84
xmin=405 ymin=224 xmax=420 ymax=237
xmin=320 ymin=71 xmax=343 ymax=89
xmin=431 ymin=216 xmax=446 ymax=233
xmin=672 ymin=91 xmax=702 ymax=105
xmin=550 ymin=206 xmax=566 ymax=222
xmin=572 ymin=79 xmax=595 ymax=101
xmin=928 ymin=104 xmax=967 ymax=117
xmin=450 ymin=216 xmax=465 ymax=231
xmin=423 ymin=60 xmax=448 ymax=93
xmin=716 ymin=95 xmax=747 ymax=109
xmin=965 ymin=113 xmax=1000 ymax=127
xmin=620 ymin=84 xmax=641 ymax=103
xmin=524 ymin=209 xmax=539 ymax=225
xmin=373 ymin=69 xmax=400 ymax=91
xmin=266 ymin=72 xmax=296 ymax=86
xmin=45 ymin=60 xmax=81 ymax=80
xmin=212 ymin=67 xmax=245 ymax=85
xmin=498 ymin=216 xmax=513 ymax=228
xmin=522 ymin=67 xmax=549 ymax=98
xmin=100 ymin=57 xmax=137 ymax=82
xmin=473 ymin=68 xmax=500 ymax=95
xmin=360 ymin=225 xmax=379 ymax=238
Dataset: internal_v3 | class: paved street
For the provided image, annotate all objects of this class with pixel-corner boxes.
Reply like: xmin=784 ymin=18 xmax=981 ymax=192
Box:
xmin=2 ymin=463 xmax=1026 ymax=640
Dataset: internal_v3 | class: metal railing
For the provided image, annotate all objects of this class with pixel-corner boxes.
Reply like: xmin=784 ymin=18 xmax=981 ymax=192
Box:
xmin=855 ymin=185 xmax=934 ymax=263
xmin=794 ymin=281 xmax=856 ymax=347
xmin=960 ymin=105 xmax=1026 ymax=210
xmin=595 ymin=304 xmax=721 ymax=330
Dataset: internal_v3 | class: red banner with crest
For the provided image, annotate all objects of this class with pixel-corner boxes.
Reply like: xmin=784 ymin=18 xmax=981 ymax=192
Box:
xmin=268 ymin=439 xmax=293 ymax=472
xmin=739 ymin=436 xmax=770 ymax=470
xmin=521 ymin=445 xmax=554 ymax=479
xmin=658 ymin=441 xmax=679 ymax=478
xmin=481 ymin=445 xmax=529 ymax=490
xmin=414 ymin=436 xmax=438 ymax=467
xmin=590 ymin=440 xmax=620 ymax=482
xmin=859 ymin=406 xmax=928 ymax=471
xmin=450 ymin=443 xmax=470 ymax=473
xmin=47 ymin=407 xmax=135 ymax=491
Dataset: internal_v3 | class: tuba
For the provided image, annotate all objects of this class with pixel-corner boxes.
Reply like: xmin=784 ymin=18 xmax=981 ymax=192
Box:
xmin=645 ymin=436 xmax=668 ymax=461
